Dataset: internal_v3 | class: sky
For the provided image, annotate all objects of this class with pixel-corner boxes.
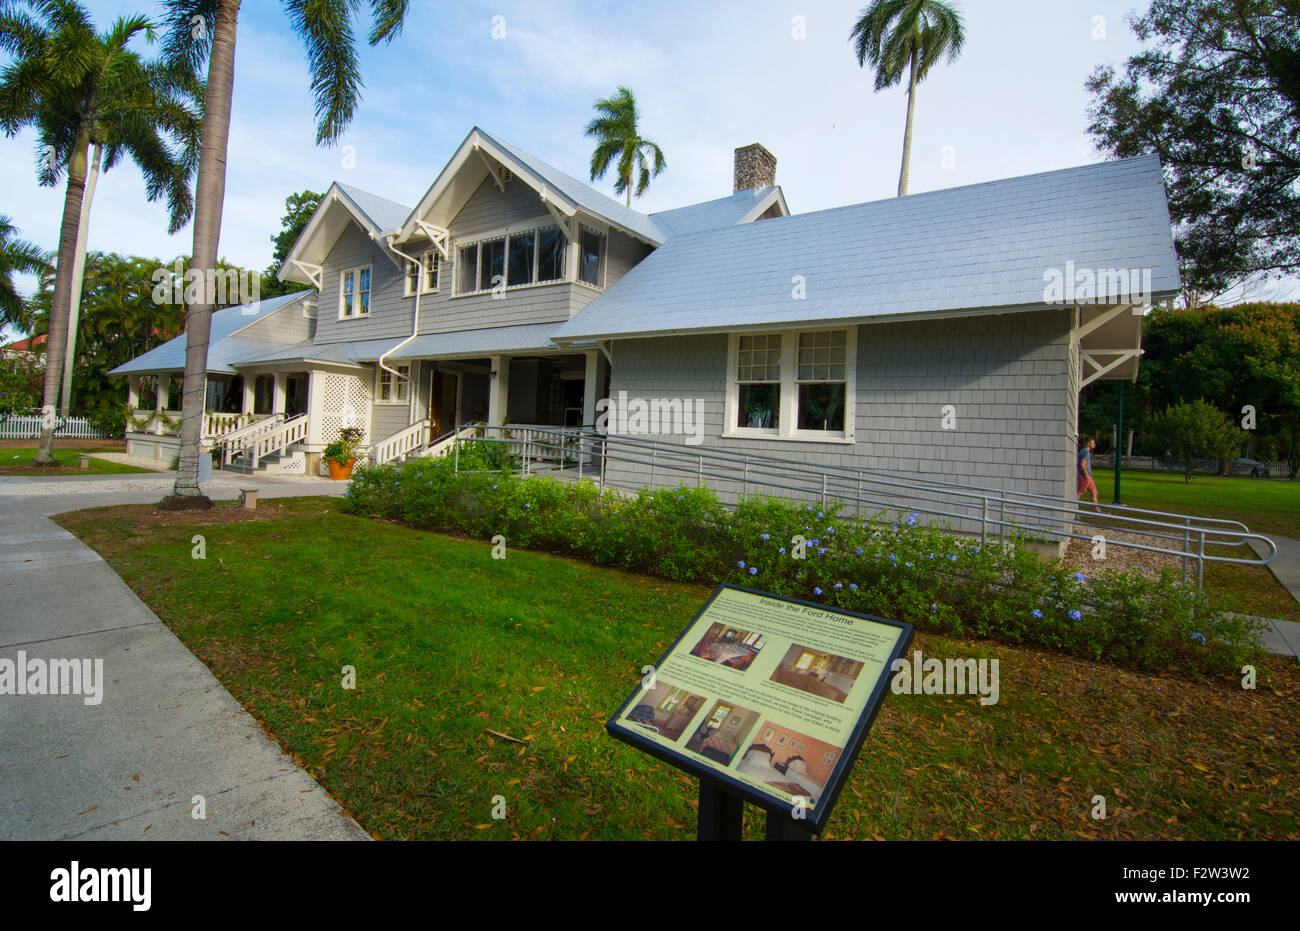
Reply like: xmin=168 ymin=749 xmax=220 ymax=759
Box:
xmin=1 ymin=0 xmax=1293 ymax=341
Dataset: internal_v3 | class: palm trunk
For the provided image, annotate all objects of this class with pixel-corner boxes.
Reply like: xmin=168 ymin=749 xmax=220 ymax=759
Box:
xmin=34 ymin=127 xmax=91 ymax=464
xmin=897 ymin=51 xmax=918 ymax=197
xmin=169 ymin=0 xmax=240 ymax=504
xmin=61 ymin=143 xmax=101 ymax=417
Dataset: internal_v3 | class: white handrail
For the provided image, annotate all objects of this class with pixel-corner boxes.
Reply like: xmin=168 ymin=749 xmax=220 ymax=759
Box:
xmin=212 ymin=413 xmax=285 ymax=466
xmin=247 ymin=414 xmax=309 ymax=470
xmin=367 ymin=420 xmax=430 ymax=465
xmin=418 ymin=425 xmax=478 ymax=460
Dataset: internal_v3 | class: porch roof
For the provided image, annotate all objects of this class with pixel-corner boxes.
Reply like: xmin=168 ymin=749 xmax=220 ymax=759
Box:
xmin=230 ymin=335 xmax=398 ymax=368
xmin=384 ymin=322 xmax=563 ymax=361
xmin=109 ymin=292 xmax=311 ymax=376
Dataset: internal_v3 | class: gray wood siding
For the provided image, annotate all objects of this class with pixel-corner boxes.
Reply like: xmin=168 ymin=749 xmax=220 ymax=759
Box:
xmin=234 ymin=297 xmax=314 ymax=343
xmin=606 ymin=229 xmax=652 ymax=285
xmin=450 ymin=176 xmax=547 ymax=237
xmin=603 ymin=308 xmax=1075 ymax=529
xmin=313 ymin=224 xmax=413 ymax=345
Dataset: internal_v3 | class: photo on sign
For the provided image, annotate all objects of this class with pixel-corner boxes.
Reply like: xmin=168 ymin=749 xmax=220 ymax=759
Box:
xmin=736 ymin=721 xmax=844 ymax=807
xmin=769 ymin=643 xmax=865 ymax=704
xmin=684 ymin=699 xmax=761 ymax=766
xmin=623 ymin=679 xmax=706 ymax=742
xmin=689 ymin=623 xmax=767 ymax=671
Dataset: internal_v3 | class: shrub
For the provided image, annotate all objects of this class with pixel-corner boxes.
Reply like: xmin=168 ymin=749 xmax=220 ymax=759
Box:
xmin=343 ymin=457 xmax=1263 ymax=677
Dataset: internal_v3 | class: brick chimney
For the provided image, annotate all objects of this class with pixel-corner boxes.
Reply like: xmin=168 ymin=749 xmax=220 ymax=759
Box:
xmin=734 ymin=143 xmax=776 ymax=193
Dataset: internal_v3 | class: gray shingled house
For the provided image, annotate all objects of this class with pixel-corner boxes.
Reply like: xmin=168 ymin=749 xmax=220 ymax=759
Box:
xmin=112 ymin=128 xmax=1178 ymax=514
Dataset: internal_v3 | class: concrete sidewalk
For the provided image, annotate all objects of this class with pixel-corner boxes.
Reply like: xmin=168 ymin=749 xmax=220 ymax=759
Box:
xmin=1249 ymin=534 xmax=1300 ymax=662
xmin=0 ymin=473 xmax=366 ymax=840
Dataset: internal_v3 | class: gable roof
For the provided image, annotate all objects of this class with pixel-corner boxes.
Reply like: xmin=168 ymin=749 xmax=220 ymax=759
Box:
xmin=650 ymin=186 xmax=787 ymax=236
xmin=553 ymin=154 xmax=1180 ymax=343
xmin=278 ymin=182 xmax=413 ymax=283
xmin=109 ymin=292 xmax=312 ymax=375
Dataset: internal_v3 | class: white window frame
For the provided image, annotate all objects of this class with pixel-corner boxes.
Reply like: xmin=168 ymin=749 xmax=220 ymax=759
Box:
xmin=576 ymin=224 xmax=607 ymax=291
xmin=404 ymin=251 xmax=441 ymax=296
xmin=375 ymin=363 xmax=410 ymax=404
xmin=338 ymin=264 xmax=371 ymax=319
xmin=451 ymin=219 xmax=569 ymax=298
xmin=723 ymin=327 xmax=856 ymax=443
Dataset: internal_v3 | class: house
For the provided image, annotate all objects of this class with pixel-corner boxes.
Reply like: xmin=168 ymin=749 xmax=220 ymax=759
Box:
xmin=110 ymin=127 xmax=1179 ymax=513
xmin=2 ymin=333 xmax=46 ymax=363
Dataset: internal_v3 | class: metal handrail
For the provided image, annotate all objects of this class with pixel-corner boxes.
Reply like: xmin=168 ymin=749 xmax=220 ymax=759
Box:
xmin=445 ymin=423 xmax=1277 ymax=588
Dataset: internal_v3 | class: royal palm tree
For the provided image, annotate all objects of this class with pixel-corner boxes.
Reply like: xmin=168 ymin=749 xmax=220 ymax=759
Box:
xmin=157 ymin=0 xmax=409 ymax=507
xmin=849 ymin=0 xmax=965 ymax=196
xmin=0 ymin=216 xmax=50 ymax=333
xmin=0 ymin=0 xmax=202 ymax=464
xmin=584 ymin=86 xmax=666 ymax=208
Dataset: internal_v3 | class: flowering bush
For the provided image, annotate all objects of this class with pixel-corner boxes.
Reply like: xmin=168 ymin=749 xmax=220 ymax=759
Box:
xmin=345 ymin=458 xmax=1262 ymax=676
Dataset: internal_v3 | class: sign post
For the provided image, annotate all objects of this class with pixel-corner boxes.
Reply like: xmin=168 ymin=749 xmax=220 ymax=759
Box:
xmin=608 ymin=584 xmax=913 ymax=839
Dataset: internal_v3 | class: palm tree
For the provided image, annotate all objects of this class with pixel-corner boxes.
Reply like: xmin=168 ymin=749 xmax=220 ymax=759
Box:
xmin=849 ymin=0 xmax=965 ymax=196
xmin=584 ymin=86 xmax=666 ymax=208
xmin=0 ymin=0 xmax=202 ymax=465
xmin=157 ymin=0 xmax=409 ymax=507
xmin=0 ymin=216 xmax=51 ymax=333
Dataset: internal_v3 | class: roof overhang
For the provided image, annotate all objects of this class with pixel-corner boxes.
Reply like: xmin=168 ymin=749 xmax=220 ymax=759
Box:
xmin=278 ymin=183 xmax=401 ymax=284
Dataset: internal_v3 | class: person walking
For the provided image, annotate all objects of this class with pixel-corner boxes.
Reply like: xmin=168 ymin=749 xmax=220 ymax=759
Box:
xmin=1077 ymin=436 xmax=1099 ymax=504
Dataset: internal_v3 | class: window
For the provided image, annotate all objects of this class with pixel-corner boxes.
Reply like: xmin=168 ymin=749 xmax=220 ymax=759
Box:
xmin=736 ymin=333 xmax=782 ymax=430
xmin=376 ymin=364 xmax=410 ymax=403
xmin=796 ymin=330 xmax=847 ymax=432
xmin=727 ymin=328 xmax=855 ymax=440
xmin=339 ymin=265 xmax=371 ymax=318
xmin=579 ymin=229 xmax=604 ymax=287
xmin=454 ymin=225 xmax=569 ymax=295
xmin=405 ymin=252 xmax=440 ymax=295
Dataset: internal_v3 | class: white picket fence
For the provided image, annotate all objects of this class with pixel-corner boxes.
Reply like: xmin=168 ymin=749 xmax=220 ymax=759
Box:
xmin=0 ymin=414 xmax=113 ymax=440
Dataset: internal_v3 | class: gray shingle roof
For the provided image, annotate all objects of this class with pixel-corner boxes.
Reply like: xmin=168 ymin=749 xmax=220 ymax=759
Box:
xmin=554 ymin=155 xmax=1180 ymax=343
xmin=109 ymin=292 xmax=310 ymax=375
xmin=385 ymin=322 xmax=563 ymax=360
xmin=335 ymin=182 xmax=412 ymax=233
xmin=480 ymin=128 xmax=668 ymax=245
xmin=650 ymin=186 xmax=780 ymax=236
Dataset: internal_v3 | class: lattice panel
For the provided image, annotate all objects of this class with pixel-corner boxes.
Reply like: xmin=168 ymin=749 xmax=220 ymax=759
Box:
xmin=317 ymin=372 xmax=372 ymax=444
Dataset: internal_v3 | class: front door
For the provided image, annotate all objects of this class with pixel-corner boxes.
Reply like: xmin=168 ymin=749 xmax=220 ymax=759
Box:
xmin=428 ymin=369 xmax=460 ymax=438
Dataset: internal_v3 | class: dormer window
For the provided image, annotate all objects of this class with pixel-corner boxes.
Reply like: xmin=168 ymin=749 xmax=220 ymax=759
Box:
xmin=454 ymin=224 xmax=569 ymax=296
xmin=405 ymin=252 xmax=439 ymax=296
xmin=339 ymin=265 xmax=370 ymax=318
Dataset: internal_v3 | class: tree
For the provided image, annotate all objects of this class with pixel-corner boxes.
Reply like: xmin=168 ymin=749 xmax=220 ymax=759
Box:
xmin=260 ymin=189 xmax=321 ymax=299
xmin=0 ymin=0 xmax=202 ymax=465
xmin=1086 ymin=0 xmax=1300 ymax=303
xmin=158 ymin=0 xmax=409 ymax=508
xmin=0 ymin=215 xmax=50 ymax=332
xmin=584 ymin=86 xmax=666 ymax=208
xmin=849 ymin=0 xmax=966 ymax=197
xmin=1148 ymin=399 xmax=1244 ymax=483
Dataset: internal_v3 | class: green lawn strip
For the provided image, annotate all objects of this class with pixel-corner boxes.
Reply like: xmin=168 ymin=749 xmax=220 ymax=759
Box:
xmin=54 ymin=497 xmax=1300 ymax=841
xmin=1091 ymin=468 xmax=1299 ymax=621
xmin=0 ymin=447 xmax=151 ymax=475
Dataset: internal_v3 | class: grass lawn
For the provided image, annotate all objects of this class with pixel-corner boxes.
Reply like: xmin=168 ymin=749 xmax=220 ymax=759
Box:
xmin=0 ymin=446 xmax=153 ymax=475
xmin=1090 ymin=468 xmax=1300 ymax=623
xmin=55 ymin=497 xmax=1300 ymax=841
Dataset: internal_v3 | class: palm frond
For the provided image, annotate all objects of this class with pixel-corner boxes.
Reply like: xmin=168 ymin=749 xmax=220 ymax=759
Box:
xmin=283 ymin=0 xmax=363 ymax=144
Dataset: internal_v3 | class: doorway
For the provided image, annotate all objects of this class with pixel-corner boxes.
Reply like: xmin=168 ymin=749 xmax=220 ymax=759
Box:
xmin=428 ymin=368 xmax=460 ymax=438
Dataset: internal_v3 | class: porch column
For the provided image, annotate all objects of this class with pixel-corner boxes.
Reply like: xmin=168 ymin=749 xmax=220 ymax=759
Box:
xmin=582 ymin=350 xmax=600 ymax=427
xmin=488 ymin=355 xmax=510 ymax=426
xmin=307 ymin=370 xmax=327 ymax=446
xmin=126 ymin=375 xmax=139 ymax=413
xmin=241 ymin=376 xmax=255 ymax=415
xmin=153 ymin=374 xmax=166 ymax=435
xmin=273 ymin=372 xmax=287 ymax=415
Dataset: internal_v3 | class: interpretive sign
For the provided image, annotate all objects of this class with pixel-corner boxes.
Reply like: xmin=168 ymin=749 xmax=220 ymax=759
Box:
xmin=607 ymin=584 xmax=913 ymax=834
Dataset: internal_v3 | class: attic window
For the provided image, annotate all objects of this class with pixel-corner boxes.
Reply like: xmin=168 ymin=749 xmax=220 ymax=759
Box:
xmin=578 ymin=229 xmax=605 ymax=287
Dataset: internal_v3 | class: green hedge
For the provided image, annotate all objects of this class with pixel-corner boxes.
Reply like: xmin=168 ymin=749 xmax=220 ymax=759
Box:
xmin=344 ymin=457 xmax=1264 ymax=677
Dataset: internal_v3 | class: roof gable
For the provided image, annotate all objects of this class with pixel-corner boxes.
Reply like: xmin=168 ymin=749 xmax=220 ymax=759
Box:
xmin=278 ymin=182 xmax=413 ymax=284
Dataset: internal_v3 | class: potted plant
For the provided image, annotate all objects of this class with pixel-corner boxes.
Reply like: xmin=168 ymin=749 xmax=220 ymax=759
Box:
xmin=323 ymin=426 xmax=365 ymax=479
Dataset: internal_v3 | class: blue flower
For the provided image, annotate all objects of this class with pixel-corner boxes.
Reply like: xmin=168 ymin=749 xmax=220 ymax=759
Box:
xmin=1191 ymin=632 xmax=1207 ymax=645
xmin=854 ymin=547 xmax=863 ymax=556
xmin=849 ymin=583 xmax=859 ymax=591
xmin=1031 ymin=609 xmax=1043 ymax=619
xmin=817 ymin=547 xmax=827 ymax=556
xmin=813 ymin=587 xmax=823 ymax=596
xmin=931 ymin=603 xmax=938 ymax=611
xmin=749 ymin=567 xmax=758 ymax=576
xmin=834 ymin=582 xmax=843 ymax=589
xmin=760 ymin=533 xmax=770 ymax=541
xmin=949 ymin=554 xmax=958 ymax=562
xmin=524 ymin=502 xmax=531 ymax=509
xmin=905 ymin=512 xmax=919 ymax=526
xmin=826 ymin=526 xmax=835 ymax=534
xmin=1073 ymin=572 xmax=1086 ymax=583
xmin=737 ymin=560 xmax=746 ymax=569
xmin=888 ymin=554 xmax=898 ymax=564
xmin=1068 ymin=609 xmax=1082 ymax=621
xmin=779 ymin=547 xmax=787 ymax=555
xmin=905 ymin=561 xmax=914 ymax=568
xmin=817 ymin=512 xmax=824 ymax=519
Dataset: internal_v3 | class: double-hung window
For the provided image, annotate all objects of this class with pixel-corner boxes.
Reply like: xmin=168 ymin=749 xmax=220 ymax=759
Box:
xmin=578 ymin=228 xmax=605 ymax=287
xmin=376 ymin=364 xmax=409 ymax=404
xmin=404 ymin=252 xmax=440 ymax=296
xmin=727 ymin=328 xmax=855 ymax=441
xmin=339 ymin=265 xmax=371 ymax=318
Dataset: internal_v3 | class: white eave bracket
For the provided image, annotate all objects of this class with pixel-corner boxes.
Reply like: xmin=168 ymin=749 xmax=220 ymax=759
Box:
xmin=290 ymin=260 xmax=322 ymax=290
xmin=414 ymin=221 xmax=451 ymax=261
xmin=540 ymin=192 xmax=576 ymax=240
xmin=473 ymin=144 xmax=508 ymax=192
xmin=1080 ymin=348 xmax=1144 ymax=388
